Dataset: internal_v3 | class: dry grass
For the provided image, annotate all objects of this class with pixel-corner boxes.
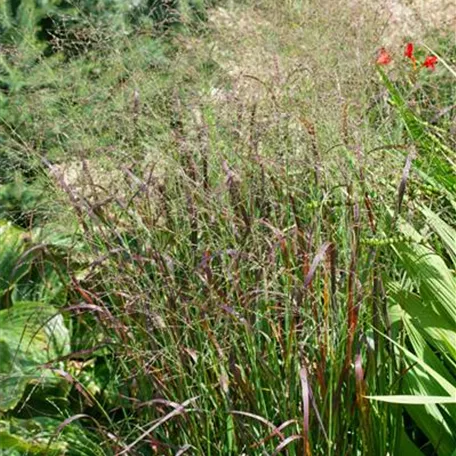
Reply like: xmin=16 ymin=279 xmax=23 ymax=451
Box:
xmin=378 ymin=0 xmax=456 ymax=43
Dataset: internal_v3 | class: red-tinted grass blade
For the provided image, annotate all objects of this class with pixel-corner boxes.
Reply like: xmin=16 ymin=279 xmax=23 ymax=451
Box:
xmin=271 ymin=435 xmax=303 ymax=456
xmin=300 ymin=366 xmax=311 ymax=455
xmin=304 ymin=241 xmax=332 ymax=288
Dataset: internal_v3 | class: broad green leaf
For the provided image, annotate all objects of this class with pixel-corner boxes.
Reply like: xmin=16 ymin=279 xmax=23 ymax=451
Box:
xmin=385 ymin=302 xmax=456 ymax=455
xmin=389 ymin=284 xmax=456 ymax=362
xmin=0 ymin=219 xmax=70 ymax=306
xmin=377 ymin=331 xmax=456 ymax=403
xmin=0 ymin=418 xmax=65 ymax=455
xmin=0 ymin=301 xmax=70 ymax=411
xmin=1 ymin=416 xmax=107 ymax=456
xmin=394 ymin=218 xmax=456 ymax=327
xmin=0 ymin=339 xmax=28 ymax=412
xmin=399 ymin=429 xmax=425 ymax=456
xmin=403 ymin=320 xmax=456 ymax=456
xmin=421 ymin=206 xmax=456 ymax=268
xmin=0 ymin=221 xmax=28 ymax=297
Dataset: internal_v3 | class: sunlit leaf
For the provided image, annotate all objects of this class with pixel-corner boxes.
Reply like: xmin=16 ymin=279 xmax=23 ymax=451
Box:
xmin=366 ymin=395 xmax=456 ymax=405
xmin=0 ymin=301 xmax=70 ymax=411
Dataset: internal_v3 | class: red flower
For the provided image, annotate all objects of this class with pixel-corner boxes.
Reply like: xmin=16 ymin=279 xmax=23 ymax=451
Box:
xmin=376 ymin=48 xmax=392 ymax=65
xmin=423 ymin=55 xmax=438 ymax=70
xmin=404 ymin=42 xmax=414 ymax=60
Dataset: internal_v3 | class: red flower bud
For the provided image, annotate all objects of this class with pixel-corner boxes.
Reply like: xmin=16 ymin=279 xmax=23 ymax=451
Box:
xmin=423 ymin=55 xmax=438 ymax=70
xmin=404 ymin=43 xmax=414 ymax=60
xmin=376 ymin=48 xmax=392 ymax=65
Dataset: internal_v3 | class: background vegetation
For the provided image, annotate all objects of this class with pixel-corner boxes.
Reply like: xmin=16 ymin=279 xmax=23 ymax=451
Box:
xmin=0 ymin=0 xmax=455 ymax=454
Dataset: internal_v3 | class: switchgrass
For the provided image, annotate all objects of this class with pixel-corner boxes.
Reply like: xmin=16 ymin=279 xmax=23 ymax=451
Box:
xmin=1 ymin=1 xmax=455 ymax=455
xmin=59 ymin=133 xmax=399 ymax=454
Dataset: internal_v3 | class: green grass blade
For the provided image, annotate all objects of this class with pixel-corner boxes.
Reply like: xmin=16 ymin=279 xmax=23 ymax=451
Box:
xmin=365 ymin=395 xmax=456 ymax=405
